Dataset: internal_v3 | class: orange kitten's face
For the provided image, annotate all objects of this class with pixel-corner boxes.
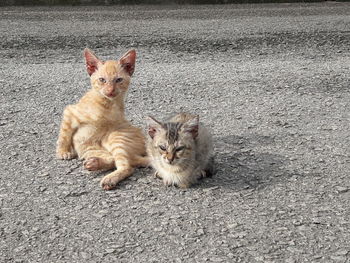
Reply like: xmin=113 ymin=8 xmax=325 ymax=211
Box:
xmin=83 ymin=48 xmax=136 ymax=100
xmin=91 ymin=61 xmax=131 ymax=99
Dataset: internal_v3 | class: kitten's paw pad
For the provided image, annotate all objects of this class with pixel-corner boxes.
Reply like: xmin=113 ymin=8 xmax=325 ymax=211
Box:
xmin=84 ymin=157 xmax=101 ymax=171
xmin=56 ymin=149 xmax=76 ymax=160
xmin=100 ymin=176 xmax=118 ymax=191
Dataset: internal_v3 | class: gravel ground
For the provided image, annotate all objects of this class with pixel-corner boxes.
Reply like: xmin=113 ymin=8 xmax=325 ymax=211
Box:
xmin=0 ymin=3 xmax=350 ymax=262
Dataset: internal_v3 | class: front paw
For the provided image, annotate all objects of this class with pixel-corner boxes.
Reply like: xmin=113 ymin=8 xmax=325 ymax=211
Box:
xmin=154 ymin=171 xmax=162 ymax=179
xmin=163 ymin=178 xmax=176 ymax=187
xmin=56 ymin=147 xmax=76 ymax=160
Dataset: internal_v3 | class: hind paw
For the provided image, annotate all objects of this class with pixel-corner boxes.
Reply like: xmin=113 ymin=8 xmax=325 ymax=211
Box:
xmin=83 ymin=157 xmax=101 ymax=171
xmin=197 ymin=170 xmax=207 ymax=180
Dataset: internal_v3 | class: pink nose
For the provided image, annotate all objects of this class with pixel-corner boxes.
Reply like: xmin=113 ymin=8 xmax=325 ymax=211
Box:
xmin=106 ymin=86 xmax=115 ymax=97
xmin=107 ymin=86 xmax=114 ymax=93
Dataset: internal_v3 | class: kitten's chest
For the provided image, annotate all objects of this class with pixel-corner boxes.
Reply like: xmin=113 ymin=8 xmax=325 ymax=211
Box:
xmin=72 ymin=119 xmax=117 ymax=147
xmin=73 ymin=103 xmax=123 ymax=143
xmin=154 ymin=162 xmax=191 ymax=176
xmin=84 ymin=103 xmax=122 ymax=126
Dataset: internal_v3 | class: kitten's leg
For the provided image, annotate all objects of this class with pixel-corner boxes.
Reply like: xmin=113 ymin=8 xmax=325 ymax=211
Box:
xmin=100 ymin=156 xmax=134 ymax=190
xmin=82 ymin=149 xmax=115 ymax=171
xmin=84 ymin=157 xmax=115 ymax=171
xmin=56 ymin=106 xmax=79 ymax=159
xmin=100 ymin=130 xmax=146 ymax=190
xmin=134 ymin=156 xmax=150 ymax=167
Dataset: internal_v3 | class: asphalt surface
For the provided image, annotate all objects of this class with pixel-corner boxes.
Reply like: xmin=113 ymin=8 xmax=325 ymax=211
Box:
xmin=0 ymin=3 xmax=350 ymax=262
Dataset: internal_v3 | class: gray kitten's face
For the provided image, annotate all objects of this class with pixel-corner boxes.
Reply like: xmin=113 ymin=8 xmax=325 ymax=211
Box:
xmin=147 ymin=117 xmax=198 ymax=166
xmin=153 ymin=131 xmax=191 ymax=165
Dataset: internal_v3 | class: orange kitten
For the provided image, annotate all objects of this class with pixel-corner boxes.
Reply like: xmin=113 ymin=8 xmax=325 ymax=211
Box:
xmin=56 ymin=48 xmax=148 ymax=190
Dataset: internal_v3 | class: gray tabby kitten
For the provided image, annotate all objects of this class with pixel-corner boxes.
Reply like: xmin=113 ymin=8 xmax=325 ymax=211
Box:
xmin=146 ymin=113 xmax=213 ymax=188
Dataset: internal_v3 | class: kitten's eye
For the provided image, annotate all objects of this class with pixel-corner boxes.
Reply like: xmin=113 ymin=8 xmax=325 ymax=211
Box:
xmin=99 ymin=77 xmax=106 ymax=83
xmin=159 ymin=145 xmax=166 ymax=151
xmin=175 ymin=146 xmax=185 ymax=152
xmin=115 ymin=78 xmax=123 ymax=83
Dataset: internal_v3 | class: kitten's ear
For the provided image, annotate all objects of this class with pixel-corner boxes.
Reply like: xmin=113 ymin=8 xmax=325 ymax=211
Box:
xmin=146 ymin=116 xmax=162 ymax=139
xmin=182 ymin=115 xmax=199 ymax=139
xmin=119 ymin=49 xmax=136 ymax=76
xmin=84 ymin=48 xmax=103 ymax=76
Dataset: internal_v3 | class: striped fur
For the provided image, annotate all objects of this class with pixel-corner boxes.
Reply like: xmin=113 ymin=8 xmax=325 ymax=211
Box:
xmin=56 ymin=48 xmax=148 ymax=190
xmin=146 ymin=113 xmax=213 ymax=188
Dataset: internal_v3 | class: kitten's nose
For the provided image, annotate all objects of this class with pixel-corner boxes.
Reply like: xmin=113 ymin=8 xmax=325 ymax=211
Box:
xmin=106 ymin=85 xmax=114 ymax=92
xmin=106 ymin=85 xmax=116 ymax=97
xmin=165 ymin=154 xmax=174 ymax=164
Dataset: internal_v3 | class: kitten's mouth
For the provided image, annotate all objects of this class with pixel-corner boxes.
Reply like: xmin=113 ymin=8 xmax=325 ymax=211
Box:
xmin=104 ymin=92 xmax=117 ymax=98
xmin=164 ymin=159 xmax=176 ymax=165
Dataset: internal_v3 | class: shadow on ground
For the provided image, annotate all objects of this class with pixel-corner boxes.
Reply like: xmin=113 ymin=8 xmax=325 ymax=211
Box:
xmin=200 ymin=134 xmax=296 ymax=191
